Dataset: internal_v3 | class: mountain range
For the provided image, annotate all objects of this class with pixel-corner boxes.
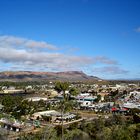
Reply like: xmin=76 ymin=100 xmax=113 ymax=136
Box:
xmin=0 ymin=71 xmax=100 ymax=82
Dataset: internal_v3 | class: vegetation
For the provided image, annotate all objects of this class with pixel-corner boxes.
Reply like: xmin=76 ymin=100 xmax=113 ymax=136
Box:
xmin=69 ymin=87 xmax=79 ymax=97
xmin=0 ymin=95 xmax=47 ymax=119
xmin=19 ymin=114 xmax=140 ymax=140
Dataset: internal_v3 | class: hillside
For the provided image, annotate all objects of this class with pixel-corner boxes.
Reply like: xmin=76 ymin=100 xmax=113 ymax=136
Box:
xmin=0 ymin=71 xmax=100 ymax=82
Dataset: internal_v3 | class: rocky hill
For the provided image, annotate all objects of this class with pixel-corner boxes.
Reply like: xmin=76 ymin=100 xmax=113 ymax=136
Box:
xmin=0 ymin=71 xmax=100 ymax=81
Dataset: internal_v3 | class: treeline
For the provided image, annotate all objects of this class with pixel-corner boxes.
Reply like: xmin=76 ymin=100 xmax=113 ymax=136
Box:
xmin=0 ymin=81 xmax=45 ymax=87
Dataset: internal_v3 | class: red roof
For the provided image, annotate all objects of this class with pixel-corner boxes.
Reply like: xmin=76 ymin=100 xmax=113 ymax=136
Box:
xmin=112 ymin=107 xmax=117 ymax=111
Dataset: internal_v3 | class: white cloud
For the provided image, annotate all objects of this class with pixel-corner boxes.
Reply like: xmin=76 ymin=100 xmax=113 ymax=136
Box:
xmin=0 ymin=35 xmax=57 ymax=50
xmin=93 ymin=56 xmax=117 ymax=64
xmin=0 ymin=35 xmax=119 ymax=72
xmin=93 ymin=66 xmax=129 ymax=75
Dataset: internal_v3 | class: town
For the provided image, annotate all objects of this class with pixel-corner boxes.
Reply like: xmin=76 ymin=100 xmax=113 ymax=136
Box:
xmin=0 ymin=80 xmax=140 ymax=140
xmin=0 ymin=0 xmax=140 ymax=139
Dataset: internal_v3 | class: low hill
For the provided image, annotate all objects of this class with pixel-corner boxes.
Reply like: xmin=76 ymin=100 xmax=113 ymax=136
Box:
xmin=0 ymin=71 xmax=100 ymax=82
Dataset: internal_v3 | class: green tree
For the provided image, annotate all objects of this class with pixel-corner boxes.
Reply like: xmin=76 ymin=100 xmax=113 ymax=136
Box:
xmin=2 ymin=95 xmax=23 ymax=113
xmin=55 ymin=82 xmax=70 ymax=140
xmin=55 ymin=82 xmax=69 ymax=98
xmin=69 ymin=87 xmax=79 ymax=97
xmin=111 ymin=125 xmax=132 ymax=140
xmin=94 ymin=95 xmax=101 ymax=103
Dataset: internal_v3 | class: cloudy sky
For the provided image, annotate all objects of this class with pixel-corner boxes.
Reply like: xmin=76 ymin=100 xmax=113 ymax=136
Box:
xmin=0 ymin=0 xmax=140 ymax=79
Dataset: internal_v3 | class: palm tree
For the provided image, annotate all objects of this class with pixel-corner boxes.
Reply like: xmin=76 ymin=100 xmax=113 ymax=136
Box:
xmin=55 ymin=82 xmax=70 ymax=140
xmin=55 ymin=82 xmax=69 ymax=100
xmin=69 ymin=87 xmax=79 ymax=97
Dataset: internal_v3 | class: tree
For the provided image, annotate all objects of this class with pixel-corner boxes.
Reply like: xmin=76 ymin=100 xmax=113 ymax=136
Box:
xmin=94 ymin=95 xmax=101 ymax=103
xmin=37 ymin=99 xmax=46 ymax=107
xmin=104 ymin=95 xmax=111 ymax=102
xmin=55 ymin=82 xmax=69 ymax=100
xmin=111 ymin=125 xmax=132 ymax=140
xmin=96 ymin=127 xmax=112 ymax=140
xmin=133 ymin=114 xmax=140 ymax=124
xmin=55 ymin=82 xmax=70 ymax=140
xmin=2 ymin=95 xmax=23 ymax=113
xmin=55 ymin=82 xmax=69 ymax=92
xmin=69 ymin=87 xmax=79 ymax=97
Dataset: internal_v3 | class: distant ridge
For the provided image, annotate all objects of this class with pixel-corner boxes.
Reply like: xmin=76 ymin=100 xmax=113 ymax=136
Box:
xmin=0 ymin=71 xmax=100 ymax=81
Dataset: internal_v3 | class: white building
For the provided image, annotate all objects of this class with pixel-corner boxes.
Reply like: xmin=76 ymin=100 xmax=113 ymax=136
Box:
xmin=123 ymin=102 xmax=140 ymax=109
xmin=26 ymin=97 xmax=48 ymax=102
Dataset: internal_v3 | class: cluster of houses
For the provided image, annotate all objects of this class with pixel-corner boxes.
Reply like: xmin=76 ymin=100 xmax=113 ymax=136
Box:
xmin=72 ymin=92 xmax=112 ymax=112
xmin=0 ymin=82 xmax=140 ymax=135
xmin=0 ymin=117 xmax=24 ymax=132
xmin=121 ymin=90 xmax=140 ymax=109
xmin=31 ymin=110 xmax=77 ymax=124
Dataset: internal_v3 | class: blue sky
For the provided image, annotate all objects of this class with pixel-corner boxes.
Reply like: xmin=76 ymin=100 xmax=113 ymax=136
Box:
xmin=0 ymin=0 xmax=140 ymax=79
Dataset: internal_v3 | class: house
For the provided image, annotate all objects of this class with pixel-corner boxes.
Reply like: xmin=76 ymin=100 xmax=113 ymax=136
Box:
xmin=31 ymin=110 xmax=61 ymax=120
xmin=31 ymin=110 xmax=78 ymax=123
xmin=122 ymin=102 xmax=140 ymax=109
xmin=25 ymin=85 xmax=33 ymax=90
xmin=3 ymin=89 xmax=24 ymax=94
xmin=0 ymin=118 xmax=24 ymax=132
xmin=55 ymin=113 xmax=76 ymax=122
xmin=44 ymin=89 xmax=58 ymax=97
xmin=129 ymin=91 xmax=140 ymax=99
xmin=80 ymin=101 xmax=92 ymax=108
xmin=25 ymin=97 xmax=48 ymax=102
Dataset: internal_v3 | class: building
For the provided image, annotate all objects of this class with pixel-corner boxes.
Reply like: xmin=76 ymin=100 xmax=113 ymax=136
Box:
xmin=0 ymin=118 xmax=24 ymax=132
xmin=25 ymin=97 xmax=48 ymax=102
xmin=3 ymin=89 xmax=24 ymax=94
xmin=31 ymin=110 xmax=61 ymax=120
